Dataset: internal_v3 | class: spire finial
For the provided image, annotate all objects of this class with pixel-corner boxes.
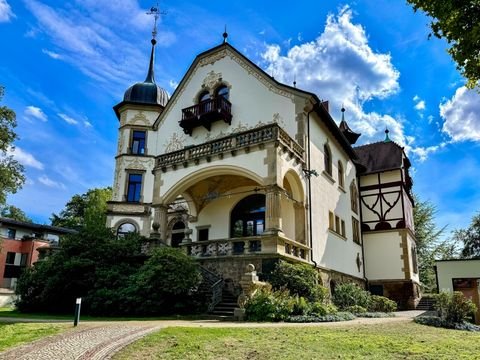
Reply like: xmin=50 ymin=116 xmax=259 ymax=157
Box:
xmin=145 ymin=3 xmax=166 ymax=83
xmin=223 ymin=25 xmax=228 ymax=43
xmin=384 ymin=128 xmax=391 ymax=142
xmin=293 ymin=74 xmax=296 ymax=88
xmin=341 ymin=104 xmax=345 ymax=122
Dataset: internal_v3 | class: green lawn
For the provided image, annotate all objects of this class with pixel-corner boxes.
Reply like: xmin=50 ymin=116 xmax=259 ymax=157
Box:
xmin=114 ymin=321 xmax=480 ymax=359
xmin=0 ymin=323 xmax=69 ymax=352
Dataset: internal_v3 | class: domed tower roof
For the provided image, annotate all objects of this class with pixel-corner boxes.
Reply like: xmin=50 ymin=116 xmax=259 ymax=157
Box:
xmin=114 ymin=38 xmax=169 ymax=118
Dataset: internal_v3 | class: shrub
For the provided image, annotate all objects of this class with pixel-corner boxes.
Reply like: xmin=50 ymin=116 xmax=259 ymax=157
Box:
xmin=357 ymin=312 xmax=395 ymax=318
xmin=435 ymin=291 xmax=477 ymax=324
xmin=244 ymin=287 xmax=295 ymax=322
xmin=286 ymin=312 xmax=356 ymax=323
xmin=270 ymin=261 xmax=328 ymax=302
xmin=415 ymin=316 xmax=480 ymax=332
xmin=368 ymin=295 xmax=397 ymax=313
xmin=292 ymin=296 xmax=309 ymax=316
xmin=346 ymin=305 xmax=367 ymax=314
xmin=332 ymin=283 xmax=370 ymax=310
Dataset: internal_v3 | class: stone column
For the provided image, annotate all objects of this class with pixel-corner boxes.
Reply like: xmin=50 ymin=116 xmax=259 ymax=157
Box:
xmin=265 ymin=185 xmax=283 ymax=235
xmin=294 ymin=202 xmax=306 ymax=244
xmin=152 ymin=204 xmax=169 ymax=244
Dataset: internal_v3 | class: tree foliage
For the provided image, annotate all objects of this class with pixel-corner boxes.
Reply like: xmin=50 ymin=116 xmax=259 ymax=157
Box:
xmin=453 ymin=213 xmax=480 ymax=258
xmin=407 ymin=0 xmax=480 ymax=88
xmin=50 ymin=187 xmax=112 ymax=230
xmin=413 ymin=195 xmax=459 ymax=291
xmin=0 ymin=86 xmax=25 ymax=205
xmin=16 ymin=228 xmax=203 ymax=316
xmin=0 ymin=204 xmax=31 ymax=222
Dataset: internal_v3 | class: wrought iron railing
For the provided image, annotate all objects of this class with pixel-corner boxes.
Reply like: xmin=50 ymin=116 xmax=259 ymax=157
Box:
xmin=199 ymin=266 xmax=224 ymax=312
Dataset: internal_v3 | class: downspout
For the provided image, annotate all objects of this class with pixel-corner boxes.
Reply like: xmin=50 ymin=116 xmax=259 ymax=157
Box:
xmin=306 ymin=105 xmax=318 ymax=268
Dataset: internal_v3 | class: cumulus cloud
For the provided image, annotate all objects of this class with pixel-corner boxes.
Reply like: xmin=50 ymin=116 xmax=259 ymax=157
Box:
xmin=24 ymin=0 xmax=176 ymax=87
xmin=42 ymin=48 xmax=62 ymax=59
xmin=58 ymin=113 xmax=78 ymax=125
xmin=25 ymin=105 xmax=47 ymax=121
xmin=0 ymin=0 xmax=14 ymax=22
xmin=38 ymin=175 xmax=66 ymax=189
xmin=260 ymin=6 xmax=403 ymax=145
xmin=440 ymin=86 xmax=480 ymax=142
xmin=414 ymin=100 xmax=425 ymax=111
xmin=6 ymin=146 xmax=44 ymax=170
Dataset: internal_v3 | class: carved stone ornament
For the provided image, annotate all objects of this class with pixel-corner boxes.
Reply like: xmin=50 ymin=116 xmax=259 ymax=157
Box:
xmin=202 ymin=70 xmax=222 ymax=90
xmin=272 ymin=113 xmax=286 ymax=128
xmin=131 ymin=112 xmax=149 ymax=126
xmin=164 ymin=132 xmax=186 ymax=153
xmin=125 ymin=157 xmax=153 ymax=170
xmin=120 ymin=112 xmax=127 ymax=126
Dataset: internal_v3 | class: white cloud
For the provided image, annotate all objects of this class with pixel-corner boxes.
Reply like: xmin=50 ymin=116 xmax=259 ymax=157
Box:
xmin=58 ymin=113 xmax=78 ymax=125
xmin=0 ymin=0 xmax=14 ymax=22
xmin=38 ymin=175 xmax=66 ymax=190
xmin=42 ymin=48 xmax=62 ymax=59
xmin=409 ymin=142 xmax=448 ymax=162
xmin=440 ymin=86 xmax=480 ymax=142
xmin=84 ymin=121 xmax=93 ymax=128
xmin=260 ymin=6 xmax=402 ymax=145
xmin=24 ymin=0 xmax=176 ymax=87
xmin=6 ymin=146 xmax=44 ymax=170
xmin=25 ymin=105 xmax=48 ymax=122
xmin=414 ymin=100 xmax=425 ymax=111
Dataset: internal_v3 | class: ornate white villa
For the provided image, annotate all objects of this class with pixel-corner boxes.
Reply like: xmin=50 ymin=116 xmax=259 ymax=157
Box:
xmin=106 ymin=33 xmax=420 ymax=309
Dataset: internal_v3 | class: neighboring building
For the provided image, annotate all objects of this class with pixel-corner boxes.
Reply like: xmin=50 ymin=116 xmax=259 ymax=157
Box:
xmin=106 ymin=33 xmax=420 ymax=308
xmin=0 ymin=217 xmax=75 ymax=289
xmin=435 ymin=259 xmax=480 ymax=324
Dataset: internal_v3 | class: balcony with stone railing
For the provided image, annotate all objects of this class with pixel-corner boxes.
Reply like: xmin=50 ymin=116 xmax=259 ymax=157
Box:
xmin=181 ymin=234 xmax=310 ymax=263
xmin=156 ymin=123 xmax=304 ymax=171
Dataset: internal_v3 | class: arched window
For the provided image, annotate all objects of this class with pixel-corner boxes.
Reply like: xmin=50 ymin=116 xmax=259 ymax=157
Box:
xmin=216 ymin=85 xmax=229 ymax=100
xmin=324 ymin=144 xmax=332 ymax=176
xmin=171 ymin=221 xmax=185 ymax=248
xmin=230 ymin=194 xmax=265 ymax=238
xmin=338 ymin=160 xmax=344 ymax=188
xmin=198 ymin=90 xmax=210 ymax=102
xmin=117 ymin=222 xmax=136 ymax=238
xmin=350 ymin=180 xmax=358 ymax=214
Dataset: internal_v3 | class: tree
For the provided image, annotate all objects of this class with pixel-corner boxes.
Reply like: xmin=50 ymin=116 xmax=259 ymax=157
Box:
xmin=406 ymin=1 xmax=480 ymax=88
xmin=0 ymin=86 xmax=25 ymax=205
xmin=0 ymin=204 xmax=31 ymax=222
xmin=50 ymin=187 xmax=112 ymax=230
xmin=413 ymin=196 xmax=459 ymax=292
xmin=452 ymin=213 xmax=480 ymax=258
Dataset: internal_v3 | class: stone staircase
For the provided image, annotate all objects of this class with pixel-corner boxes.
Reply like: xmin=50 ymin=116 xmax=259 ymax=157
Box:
xmin=416 ymin=297 xmax=436 ymax=311
xmin=210 ymin=290 xmax=237 ymax=317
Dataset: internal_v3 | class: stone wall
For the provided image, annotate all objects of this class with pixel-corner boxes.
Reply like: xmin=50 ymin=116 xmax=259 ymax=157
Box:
xmin=368 ymin=279 xmax=421 ymax=310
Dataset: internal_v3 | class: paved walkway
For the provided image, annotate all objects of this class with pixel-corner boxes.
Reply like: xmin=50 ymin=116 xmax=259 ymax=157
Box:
xmin=0 ymin=311 xmax=428 ymax=360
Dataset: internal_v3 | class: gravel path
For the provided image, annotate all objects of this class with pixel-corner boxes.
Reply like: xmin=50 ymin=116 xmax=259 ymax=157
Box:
xmin=0 ymin=311 xmax=427 ymax=360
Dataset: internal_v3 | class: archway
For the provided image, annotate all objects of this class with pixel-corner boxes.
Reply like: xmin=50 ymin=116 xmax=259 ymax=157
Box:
xmin=230 ymin=194 xmax=266 ymax=238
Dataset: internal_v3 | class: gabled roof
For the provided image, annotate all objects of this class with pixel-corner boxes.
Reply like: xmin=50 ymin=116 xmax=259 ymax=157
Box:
xmin=154 ymin=42 xmax=358 ymax=160
xmin=0 ymin=217 xmax=77 ymax=235
xmin=354 ymin=141 xmax=408 ymax=174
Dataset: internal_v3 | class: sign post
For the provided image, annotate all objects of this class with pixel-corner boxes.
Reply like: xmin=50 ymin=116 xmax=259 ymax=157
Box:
xmin=74 ymin=298 xmax=82 ymax=327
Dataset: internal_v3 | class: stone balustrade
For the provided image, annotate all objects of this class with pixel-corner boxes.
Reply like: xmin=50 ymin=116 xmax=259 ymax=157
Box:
xmin=181 ymin=234 xmax=310 ymax=262
xmin=156 ymin=123 xmax=304 ymax=170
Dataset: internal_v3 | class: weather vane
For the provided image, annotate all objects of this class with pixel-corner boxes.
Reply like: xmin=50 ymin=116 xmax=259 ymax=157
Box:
xmin=146 ymin=2 xmax=166 ymax=41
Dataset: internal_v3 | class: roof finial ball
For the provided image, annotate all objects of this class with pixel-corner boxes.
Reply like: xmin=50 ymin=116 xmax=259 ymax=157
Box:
xmin=384 ymin=128 xmax=391 ymax=143
xmin=223 ymin=25 xmax=228 ymax=44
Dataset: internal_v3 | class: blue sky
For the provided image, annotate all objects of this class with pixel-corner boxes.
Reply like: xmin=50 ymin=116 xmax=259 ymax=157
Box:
xmin=1 ymin=0 xmax=479 ymax=236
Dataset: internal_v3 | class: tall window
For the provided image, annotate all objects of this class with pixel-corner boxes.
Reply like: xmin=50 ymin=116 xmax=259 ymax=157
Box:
xmin=216 ymin=85 xmax=229 ymax=100
xmin=171 ymin=221 xmax=186 ymax=248
xmin=352 ymin=217 xmax=361 ymax=244
xmin=231 ymin=194 xmax=265 ymax=238
xmin=198 ymin=90 xmax=210 ymax=102
xmin=126 ymin=174 xmax=142 ymax=202
xmin=350 ymin=181 xmax=358 ymax=214
xmin=117 ymin=223 xmax=136 ymax=238
xmin=324 ymin=144 xmax=332 ymax=176
xmin=131 ymin=130 xmax=146 ymax=155
xmin=338 ymin=161 xmax=344 ymax=188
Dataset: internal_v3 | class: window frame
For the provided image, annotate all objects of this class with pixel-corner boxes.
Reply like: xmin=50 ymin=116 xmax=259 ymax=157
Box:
xmin=350 ymin=180 xmax=359 ymax=214
xmin=125 ymin=172 xmax=143 ymax=203
xmin=324 ymin=143 xmax=332 ymax=176
xmin=117 ymin=222 xmax=137 ymax=238
xmin=215 ymin=85 xmax=230 ymax=101
xmin=7 ymin=228 xmax=16 ymax=240
xmin=338 ymin=160 xmax=345 ymax=189
xmin=130 ymin=129 xmax=147 ymax=155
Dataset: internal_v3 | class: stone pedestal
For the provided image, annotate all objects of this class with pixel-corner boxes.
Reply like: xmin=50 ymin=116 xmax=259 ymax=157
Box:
xmin=234 ymin=264 xmax=266 ymax=321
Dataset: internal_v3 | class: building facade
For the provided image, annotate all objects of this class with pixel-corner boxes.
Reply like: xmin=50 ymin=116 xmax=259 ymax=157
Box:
xmin=106 ymin=36 xmax=420 ymax=308
xmin=0 ymin=217 xmax=75 ymax=289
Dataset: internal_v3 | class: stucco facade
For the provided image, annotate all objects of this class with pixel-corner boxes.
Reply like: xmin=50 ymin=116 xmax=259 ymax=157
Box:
xmin=106 ymin=39 xmax=420 ymax=308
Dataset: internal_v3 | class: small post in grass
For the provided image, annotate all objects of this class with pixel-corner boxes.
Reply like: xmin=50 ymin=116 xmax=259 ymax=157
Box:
xmin=74 ymin=298 xmax=82 ymax=327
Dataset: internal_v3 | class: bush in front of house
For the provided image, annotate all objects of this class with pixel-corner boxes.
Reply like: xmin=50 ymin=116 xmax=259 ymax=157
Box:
xmin=16 ymin=228 xmax=203 ymax=316
xmin=269 ymin=260 xmax=329 ymax=303
xmin=286 ymin=312 xmax=356 ymax=323
xmin=332 ymin=282 xmax=371 ymax=310
xmin=368 ymin=295 xmax=397 ymax=313
xmin=244 ymin=286 xmax=296 ymax=322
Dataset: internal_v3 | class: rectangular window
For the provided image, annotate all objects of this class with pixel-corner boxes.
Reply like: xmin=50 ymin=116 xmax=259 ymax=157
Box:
xmin=20 ymin=253 xmax=28 ymax=266
xmin=352 ymin=217 xmax=361 ymax=244
xmin=341 ymin=220 xmax=346 ymax=237
xmin=5 ymin=252 xmax=15 ymax=265
xmin=126 ymin=174 xmax=142 ymax=202
xmin=198 ymin=228 xmax=209 ymax=241
xmin=7 ymin=228 xmax=16 ymax=239
xmin=329 ymin=211 xmax=334 ymax=230
xmin=131 ymin=131 xmax=146 ymax=155
xmin=335 ymin=216 xmax=340 ymax=234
